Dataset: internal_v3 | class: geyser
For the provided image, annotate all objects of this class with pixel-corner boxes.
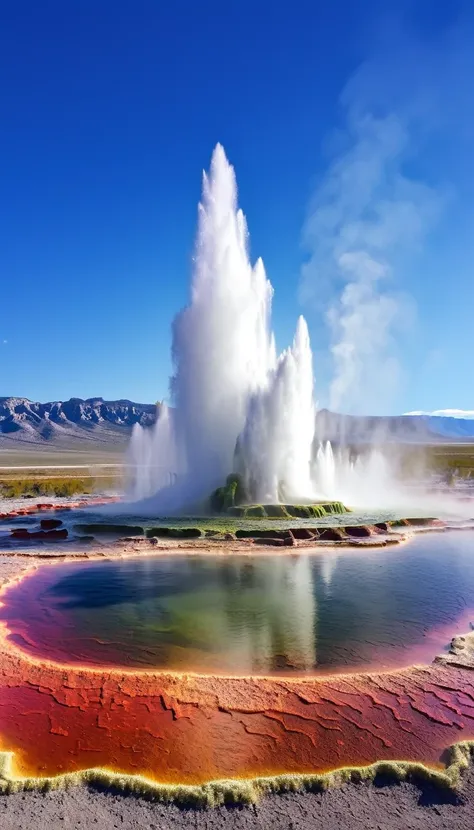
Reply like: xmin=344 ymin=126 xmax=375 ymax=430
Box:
xmin=127 ymin=145 xmax=319 ymax=510
xmin=125 ymin=145 xmax=402 ymax=514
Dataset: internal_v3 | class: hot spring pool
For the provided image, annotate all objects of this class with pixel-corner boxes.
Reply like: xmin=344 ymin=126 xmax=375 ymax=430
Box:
xmin=2 ymin=530 xmax=474 ymax=675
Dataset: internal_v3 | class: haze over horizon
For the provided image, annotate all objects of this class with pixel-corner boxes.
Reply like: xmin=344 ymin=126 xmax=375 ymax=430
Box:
xmin=1 ymin=1 xmax=473 ymax=416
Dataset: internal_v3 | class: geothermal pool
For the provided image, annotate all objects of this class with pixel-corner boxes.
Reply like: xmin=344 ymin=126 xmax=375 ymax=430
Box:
xmin=3 ymin=531 xmax=474 ymax=675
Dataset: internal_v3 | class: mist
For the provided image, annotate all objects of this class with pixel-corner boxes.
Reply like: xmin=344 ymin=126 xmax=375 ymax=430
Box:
xmin=300 ymin=8 xmax=474 ymax=416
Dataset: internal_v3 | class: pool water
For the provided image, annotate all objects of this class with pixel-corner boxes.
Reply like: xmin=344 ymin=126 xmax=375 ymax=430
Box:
xmin=2 ymin=530 xmax=474 ymax=675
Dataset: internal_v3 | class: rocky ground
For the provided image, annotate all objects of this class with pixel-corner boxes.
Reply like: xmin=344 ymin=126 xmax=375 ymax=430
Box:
xmin=3 ymin=771 xmax=474 ymax=830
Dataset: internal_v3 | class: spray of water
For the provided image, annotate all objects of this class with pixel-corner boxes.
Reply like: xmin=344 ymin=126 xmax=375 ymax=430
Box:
xmin=313 ymin=441 xmax=398 ymax=507
xmin=235 ymin=316 xmax=316 ymax=502
xmin=126 ymin=145 xmax=324 ymax=512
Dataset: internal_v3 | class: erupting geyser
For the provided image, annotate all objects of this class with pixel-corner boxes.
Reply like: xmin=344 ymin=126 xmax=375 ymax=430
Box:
xmin=126 ymin=144 xmax=393 ymax=512
xmin=127 ymin=145 xmax=318 ymax=510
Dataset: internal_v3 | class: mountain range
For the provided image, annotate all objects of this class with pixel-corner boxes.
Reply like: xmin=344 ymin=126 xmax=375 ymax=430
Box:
xmin=314 ymin=409 xmax=474 ymax=443
xmin=1 ymin=397 xmax=474 ymax=456
xmin=0 ymin=397 xmax=157 ymax=453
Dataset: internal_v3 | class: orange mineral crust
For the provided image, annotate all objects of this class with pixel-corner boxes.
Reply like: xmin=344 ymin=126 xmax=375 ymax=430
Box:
xmin=1 ymin=645 xmax=474 ymax=784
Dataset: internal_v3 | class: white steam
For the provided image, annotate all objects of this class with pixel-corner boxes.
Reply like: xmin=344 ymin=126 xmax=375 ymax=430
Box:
xmin=302 ymin=109 xmax=439 ymax=415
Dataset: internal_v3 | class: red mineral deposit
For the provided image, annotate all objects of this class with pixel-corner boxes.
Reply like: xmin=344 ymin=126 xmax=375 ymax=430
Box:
xmin=1 ymin=649 xmax=474 ymax=784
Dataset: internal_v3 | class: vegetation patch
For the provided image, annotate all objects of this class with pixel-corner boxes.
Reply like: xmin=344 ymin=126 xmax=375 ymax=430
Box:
xmin=209 ymin=474 xmax=249 ymax=513
xmin=0 ymin=741 xmax=472 ymax=806
xmin=209 ymin=472 xmax=348 ymax=520
xmin=262 ymin=504 xmax=292 ymax=518
xmin=402 ymin=443 xmax=474 ymax=480
xmin=321 ymin=501 xmax=347 ymax=515
xmin=0 ymin=478 xmax=96 ymax=499
xmin=227 ymin=502 xmax=347 ymax=519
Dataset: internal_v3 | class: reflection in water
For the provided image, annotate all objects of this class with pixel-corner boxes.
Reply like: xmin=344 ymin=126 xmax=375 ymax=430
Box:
xmin=319 ymin=552 xmax=339 ymax=592
xmin=201 ymin=556 xmax=317 ymax=672
xmin=2 ymin=532 xmax=474 ymax=674
xmin=121 ymin=555 xmax=319 ymax=674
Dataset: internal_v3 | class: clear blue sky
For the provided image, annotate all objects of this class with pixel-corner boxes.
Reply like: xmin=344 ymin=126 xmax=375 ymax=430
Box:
xmin=1 ymin=0 xmax=473 ymax=414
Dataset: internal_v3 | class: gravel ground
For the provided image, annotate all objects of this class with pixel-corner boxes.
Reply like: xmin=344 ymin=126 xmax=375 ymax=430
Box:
xmin=2 ymin=772 xmax=474 ymax=830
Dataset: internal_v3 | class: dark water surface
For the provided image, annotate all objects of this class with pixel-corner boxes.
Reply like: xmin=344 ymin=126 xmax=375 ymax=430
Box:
xmin=2 ymin=530 xmax=474 ymax=674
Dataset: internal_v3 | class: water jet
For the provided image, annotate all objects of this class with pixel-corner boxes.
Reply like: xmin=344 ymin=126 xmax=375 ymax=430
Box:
xmin=125 ymin=145 xmax=387 ymax=515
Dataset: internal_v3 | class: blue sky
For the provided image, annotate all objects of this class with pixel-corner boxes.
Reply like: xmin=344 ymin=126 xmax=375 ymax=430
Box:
xmin=1 ymin=0 xmax=473 ymax=414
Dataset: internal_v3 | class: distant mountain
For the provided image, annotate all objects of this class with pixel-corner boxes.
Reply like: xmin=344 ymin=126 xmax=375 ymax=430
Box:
xmin=315 ymin=409 xmax=474 ymax=444
xmin=403 ymin=410 xmax=474 ymax=439
xmin=0 ymin=397 xmax=158 ymax=450
xmin=412 ymin=415 xmax=474 ymax=441
xmin=405 ymin=409 xmax=474 ymax=419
